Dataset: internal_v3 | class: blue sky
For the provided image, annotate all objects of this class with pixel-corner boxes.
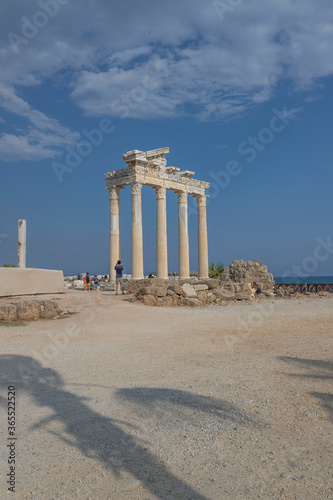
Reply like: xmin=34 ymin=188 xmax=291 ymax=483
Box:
xmin=1 ymin=0 xmax=333 ymax=277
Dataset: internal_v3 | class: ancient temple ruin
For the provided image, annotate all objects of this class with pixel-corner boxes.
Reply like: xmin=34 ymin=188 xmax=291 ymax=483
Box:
xmin=105 ymin=147 xmax=210 ymax=282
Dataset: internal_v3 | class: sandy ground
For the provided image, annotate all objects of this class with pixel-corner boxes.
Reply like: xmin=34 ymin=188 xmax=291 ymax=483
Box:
xmin=0 ymin=290 xmax=332 ymax=500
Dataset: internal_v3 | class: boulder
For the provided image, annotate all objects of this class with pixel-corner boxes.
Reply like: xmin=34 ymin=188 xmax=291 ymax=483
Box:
xmin=181 ymin=283 xmax=197 ymax=298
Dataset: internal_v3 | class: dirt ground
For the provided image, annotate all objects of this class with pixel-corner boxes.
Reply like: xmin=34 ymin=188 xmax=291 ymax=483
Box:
xmin=0 ymin=290 xmax=332 ymax=500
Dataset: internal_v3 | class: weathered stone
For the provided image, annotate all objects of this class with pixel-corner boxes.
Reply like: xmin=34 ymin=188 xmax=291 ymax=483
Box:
xmin=234 ymin=292 xmax=252 ymax=301
xmin=162 ymin=295 xmax=176 ymax=307
xmin=0 ymin=299 xmax=59 ymax=322
xmin=167 ymin=288 xmax=176 ymax=295
xmin=220 ymin=260 xmax=275 ymax=291
xmin=181 ymin=283 xmax=197 ymax=298
xmin=126 ymin=278 xmax=166 ymax=294
xmin=196 ymin=290 xmax=208 ymax=304
xmin=141 ymin=294 xmax=160 ymax=306
xmin=192 ymin=284 xmax=208 ymax=291
xmin=215 ymin=289 xmax=235 ymax=301
xmin=167 ymin=284 xmax=184 ymax=295
xmin=136 ymin=287 xmax=167 ymax=297
xmin=181 ymin=297 xmax=202 ymax=307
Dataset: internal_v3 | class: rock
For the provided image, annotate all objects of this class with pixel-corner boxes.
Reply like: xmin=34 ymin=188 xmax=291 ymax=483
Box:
xmin=167 ymin=288 xmax=176 ymax=295
xmin=163 ymin=295 xmax=177 ymax=307
xmin=167 ymin=284 xmax=184 ymax=295
xmin=181 ymin=283 xmax=197 ymax=298
xmin=192 ymin=284 xmax=209 ymax=291
xmin=181 ymin=297 xmax=202 ymax=307
xmin=220 ymin=260 xmax=275 ymax=291
xmin=215 ymin=289 xmax=235 ymax=301
xmin=126 ymin=278 xmax=167 ymax=294
xmin=234 ymin=292 xmax=252 ymax=301
xmin=136 ymin=286 xmax=167 ymax=297
xmin=141 ymin=295 xmax=160 ymax=306
xmin=196 ymin=290 xmax=208 ymax=303
xmin=262 ymin=291 xmax=275 ymax=297
xmin=0 ymin=299 xmax=59 ymax=322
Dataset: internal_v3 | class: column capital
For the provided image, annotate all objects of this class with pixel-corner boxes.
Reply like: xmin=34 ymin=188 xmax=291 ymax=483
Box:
xmin=195 ymin=194 xmax=207 ymax=207
xmin=155 ymin=186 xmax=166 ymax=199
xmin=131 ymin=182 xmax=142 ymax=194
xmin=178 ymin=192 xmax=188 ymax=203
xmin=109 ymin=186 xmax=121 ymax=199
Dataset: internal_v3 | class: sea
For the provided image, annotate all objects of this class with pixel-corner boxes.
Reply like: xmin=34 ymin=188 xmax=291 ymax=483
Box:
xmin=274 ymin=275 xmax=333 ymax=285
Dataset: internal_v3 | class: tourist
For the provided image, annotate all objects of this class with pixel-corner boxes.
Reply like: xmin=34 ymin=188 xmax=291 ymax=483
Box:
xmin=104 ymin=275 xmax=109 ymax=284
xmin=115 ymin=260 xmax=124 ymax=295
xmin=254 ymin=284 xmax=262 ymax=300
xmin=85 ymin=272 xmax=91 ymax=291
xmin=93 ymin=275 xmax=99 ymax=290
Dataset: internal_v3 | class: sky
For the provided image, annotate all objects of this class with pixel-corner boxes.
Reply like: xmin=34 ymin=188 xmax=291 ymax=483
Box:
xmin=0 ymin=0 xmax=333 ymax=278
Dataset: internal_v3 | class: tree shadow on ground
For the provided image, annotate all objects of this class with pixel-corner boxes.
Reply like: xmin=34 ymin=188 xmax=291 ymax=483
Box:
xmin=279 ymin=356 xmax=333 ymax=423
xmin=116 ymin=387 xmax=261 ymax=426
xmin=0 ymin=355 xmax=258 ymax=499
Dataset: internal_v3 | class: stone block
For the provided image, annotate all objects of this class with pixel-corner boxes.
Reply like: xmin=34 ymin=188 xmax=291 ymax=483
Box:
xmin=181 ymin=297 xmax=202 ymax=307
xmin=181 ymin=283 xmax=197 ymax=298
xmin=136 ymin=287 xmax=167 ymax=297
xmin=215 ymin=289 xmax=235 ymax=301
xmin=167 ymin=284 xmax=184 ymax=295
xmin=0 ymin=268 xmax=64 ymax=297
xmin=0 ymin=299 xmax=59 ymax=322
xmin=192 ymin=284 xmax=209 ymax=291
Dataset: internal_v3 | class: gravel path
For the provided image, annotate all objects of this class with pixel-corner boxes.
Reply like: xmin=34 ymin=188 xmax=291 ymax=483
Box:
xmin=0 ymin=291 xmax=332 ymax=499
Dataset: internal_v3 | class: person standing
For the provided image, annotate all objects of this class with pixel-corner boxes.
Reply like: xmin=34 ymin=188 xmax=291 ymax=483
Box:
xmin=115 ymin=260 xmax=124 ymax=295
xmin=85 ymin=272 xmax=91 ymax=291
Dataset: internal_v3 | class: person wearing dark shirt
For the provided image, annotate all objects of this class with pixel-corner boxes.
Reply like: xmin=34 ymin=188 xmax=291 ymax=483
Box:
xmin=85 ymin=272 xmax=90 ymax=291
xmin=115 ymin=260 xmax=124 ymax=295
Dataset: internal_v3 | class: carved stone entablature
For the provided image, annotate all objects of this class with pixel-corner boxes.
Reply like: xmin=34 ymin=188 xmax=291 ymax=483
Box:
xmin=105 ymin=147 xmax=209 ymax=196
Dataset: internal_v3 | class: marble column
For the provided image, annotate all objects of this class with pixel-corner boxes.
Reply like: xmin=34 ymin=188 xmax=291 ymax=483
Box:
xmin=178 ymin=192 xmax=190 ymax=279
xmin=155 ymin=187 xmax=168 ymax=279
xmin=131 ymin=183 xmax=144 ymax=279
xmin=109 ymin=187 xmax=121 ymax=283
xmin=17 ymin=219 xmax=26 ymax=268
xmin=196 ymin=195 xmax=209 ymax=278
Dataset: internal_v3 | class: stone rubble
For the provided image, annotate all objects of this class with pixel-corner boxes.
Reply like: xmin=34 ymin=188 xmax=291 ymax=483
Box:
xmin=130 ymin=260 xmax=276 ymax=307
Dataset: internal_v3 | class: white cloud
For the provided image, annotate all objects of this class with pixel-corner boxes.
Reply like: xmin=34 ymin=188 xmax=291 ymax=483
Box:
xmin=0 ymin=134 xmax=57 ymax=162
xmin=0 ymin=85 xmax=79 ymax=162
xmin=0 ymin=0 xmax=333 ymax=161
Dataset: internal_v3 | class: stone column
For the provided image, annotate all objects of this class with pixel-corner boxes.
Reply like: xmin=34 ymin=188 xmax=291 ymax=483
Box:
xmin=131 ymin=183 xmax=144 ymax=279
xmin=109 ymin=187 xmax=121 ymax=283
xmin=196 ymin=195 xmax=209 ymax=278
xmin=178 ymin=192 xmax=190 ymax=279
xmin=155 ymin=187 xmax=168 ymax=279
xmin=17 ymin=219 xmax=26 ymax=268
